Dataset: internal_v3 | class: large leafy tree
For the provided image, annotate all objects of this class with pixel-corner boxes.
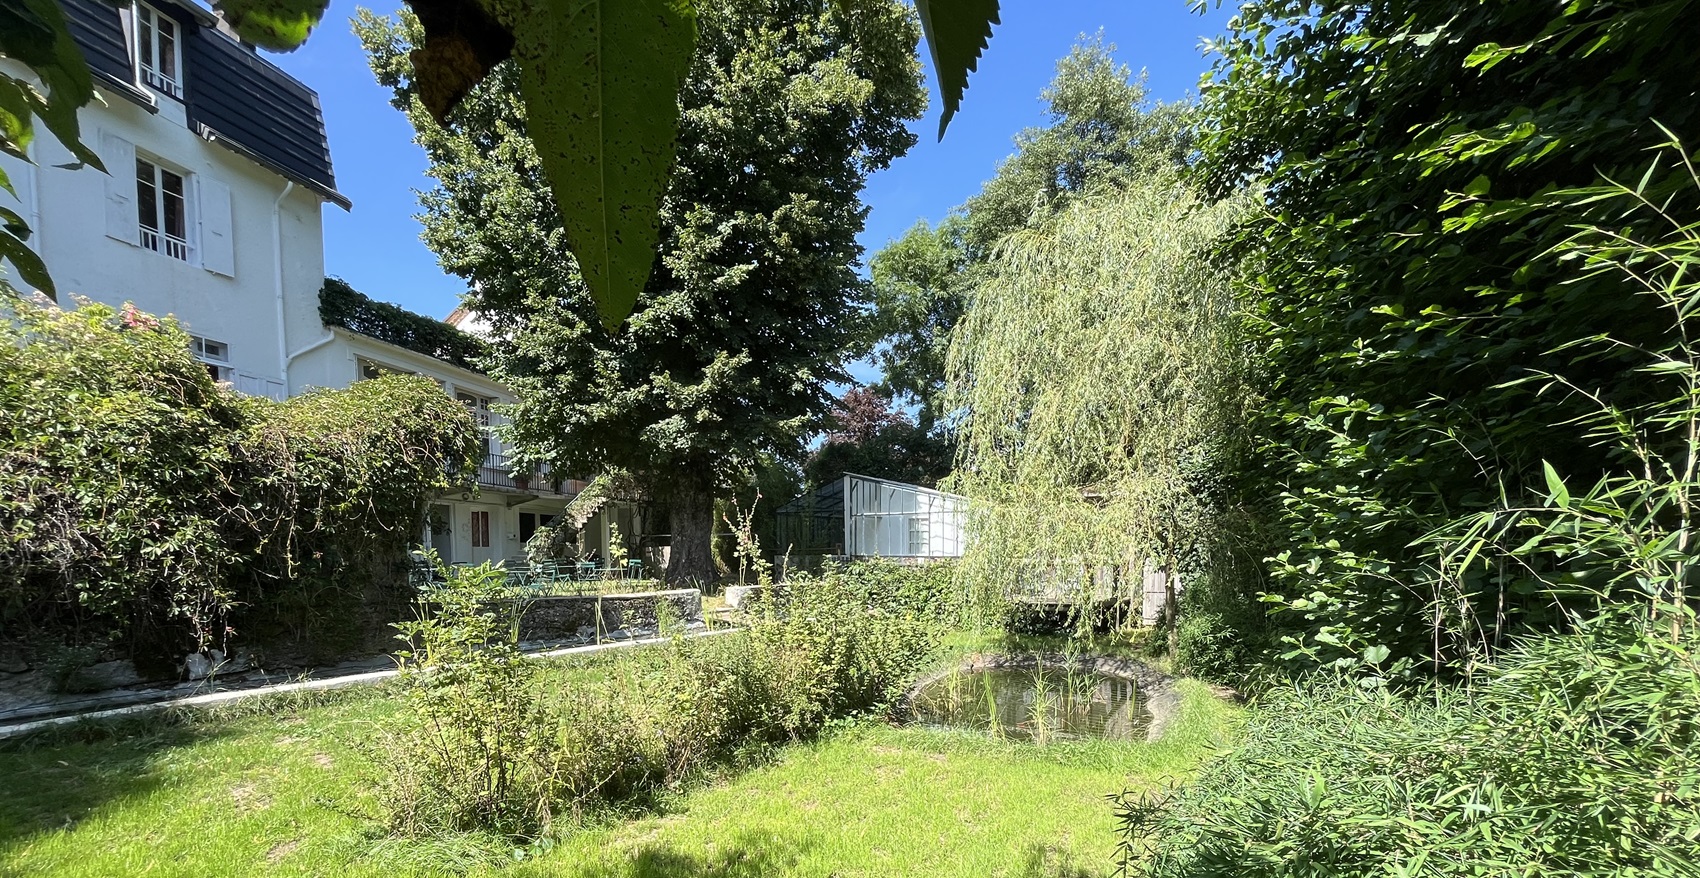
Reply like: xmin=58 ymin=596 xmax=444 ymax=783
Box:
xmin=1202 ymin=0 xmax=1700 ymax=676
xmin=358 ymin=0 xmax=925 ymax=584
xmin=804 ymin=387 xmax=953 ymax=488
xmin=947 ymin=177 xmax=1249 ymax=639
xmin=870 ymin=38 xmax=1195 ymax=423
xmin=4 ymin=0 xmax=999 ymax=322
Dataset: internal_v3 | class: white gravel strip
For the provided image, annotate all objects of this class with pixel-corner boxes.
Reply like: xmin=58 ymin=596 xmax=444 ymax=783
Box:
xmin=0 ymin=627 xmax=741 ymax=740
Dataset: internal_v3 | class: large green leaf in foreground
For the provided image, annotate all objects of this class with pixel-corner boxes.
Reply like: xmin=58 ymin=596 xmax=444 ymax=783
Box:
xmin=915 ymin=0 xmax=998 ymax=140
xmin=508 ymin=0 xmax=697 ymax=331
xmin=214 ymin=0 xmax=331 ymax=51
xmin=233 ymin=0 xmax=998 ymax=329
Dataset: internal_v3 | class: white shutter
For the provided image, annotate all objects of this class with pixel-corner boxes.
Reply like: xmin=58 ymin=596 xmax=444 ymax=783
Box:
xmin=197 ymin=177 xmax=234 ymax=276
xmin=101 ymin=131 xmax=138 ymax=245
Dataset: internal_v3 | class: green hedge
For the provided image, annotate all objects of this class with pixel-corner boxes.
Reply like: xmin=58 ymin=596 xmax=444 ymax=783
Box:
xmin=0 ymin=299 xmax=483 ymax=671
xmin=318 ymin=277 xmax=488 ymax=372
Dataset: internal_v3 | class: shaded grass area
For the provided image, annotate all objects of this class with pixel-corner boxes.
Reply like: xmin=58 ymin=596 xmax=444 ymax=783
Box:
xmin=0 ymin=646 xmax=1235 ymax=878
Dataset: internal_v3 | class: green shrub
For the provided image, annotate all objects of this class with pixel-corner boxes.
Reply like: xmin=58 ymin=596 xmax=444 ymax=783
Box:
xmin=0 ymin=298 xmax=481 ymax=670
xmin=808 ymin=559 xmax=968 ymax=627
xmin=1114 ymin=613 xmax=1700 ymax=878
xmin=375 ymin=560 xmax=949 ymax=837
xmin=379 ymin=559 xmax=555 ymax=834
xmin=1171 ymin=612 xmax=1242 ymax=682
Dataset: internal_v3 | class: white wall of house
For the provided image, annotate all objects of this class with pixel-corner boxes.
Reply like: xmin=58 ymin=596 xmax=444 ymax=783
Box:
xmin=0 ymin=57 xmax=329 ymax=401
xmin=293 ymin=329 xmax=580 ymax=567
xmin=290 ymin=327 xmax=510 ymax=422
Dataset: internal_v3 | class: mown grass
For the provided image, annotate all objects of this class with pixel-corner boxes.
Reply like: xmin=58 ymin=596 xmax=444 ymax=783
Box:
xmin=0 ymin=645 xmax=1236 ymax=878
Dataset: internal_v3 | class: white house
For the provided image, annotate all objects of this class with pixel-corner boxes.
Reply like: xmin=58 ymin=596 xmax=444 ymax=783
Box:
xmin=1 ymin=0 xmax=346 ymax=400
xmin=289 ymin=292 xmax=589 ymax=567
xmin=0 ymin=0 xmax=653 ymax=573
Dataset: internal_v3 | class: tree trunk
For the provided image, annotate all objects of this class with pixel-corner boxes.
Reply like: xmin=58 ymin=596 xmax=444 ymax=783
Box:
xmin=666 ymin=475 xmax=717 ymax=587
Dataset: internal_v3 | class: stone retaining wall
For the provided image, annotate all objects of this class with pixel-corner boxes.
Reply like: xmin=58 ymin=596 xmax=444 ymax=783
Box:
xmin=512 ymin=589 xmax=702 ymax=642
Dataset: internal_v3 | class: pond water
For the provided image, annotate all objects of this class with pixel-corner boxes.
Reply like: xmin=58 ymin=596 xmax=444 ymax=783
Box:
xmin=909 ymin=665 xmax=1151 ymax=743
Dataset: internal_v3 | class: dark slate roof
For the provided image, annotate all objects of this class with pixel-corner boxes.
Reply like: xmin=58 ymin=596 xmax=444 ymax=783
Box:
xmin=59 ymin=0 xmax=348 ymax=209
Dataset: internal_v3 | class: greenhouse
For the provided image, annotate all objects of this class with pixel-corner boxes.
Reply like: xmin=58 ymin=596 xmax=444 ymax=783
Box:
xmin=775 ymin=473 xmax=967 ymax=561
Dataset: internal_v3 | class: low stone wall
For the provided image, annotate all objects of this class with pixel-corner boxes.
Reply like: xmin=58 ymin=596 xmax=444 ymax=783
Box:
xmin=513 ymin=589 xmax=702 ymax=642
xmin=722 ymin=584 xmax=766 ymax=609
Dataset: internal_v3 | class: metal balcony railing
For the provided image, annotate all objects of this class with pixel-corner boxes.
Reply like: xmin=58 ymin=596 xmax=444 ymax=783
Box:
xmin=474 ymin=453 xmax=575 ymax=495
xmin=140 ymin=227 xmax=189 ymax=261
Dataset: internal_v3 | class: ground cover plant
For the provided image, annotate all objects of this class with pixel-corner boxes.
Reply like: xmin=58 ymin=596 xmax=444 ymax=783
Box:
xmin=1114 ymin=612 xmax=1700 ymax=878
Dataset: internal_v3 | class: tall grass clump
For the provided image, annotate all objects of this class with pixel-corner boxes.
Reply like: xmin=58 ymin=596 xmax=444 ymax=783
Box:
xmin=373 ymin=561 xmax=948 ymax=839
xmin=1115 ymin=613 xmax=1700 ymax=878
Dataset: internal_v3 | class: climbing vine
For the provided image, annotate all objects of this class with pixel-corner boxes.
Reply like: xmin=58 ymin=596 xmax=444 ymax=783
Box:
xmin=0 ymin=298 xmax=483 ymax=671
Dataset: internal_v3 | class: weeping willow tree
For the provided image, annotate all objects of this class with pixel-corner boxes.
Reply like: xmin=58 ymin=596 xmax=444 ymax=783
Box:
xmin=946 ymin=177 xmax=1250 ymax=635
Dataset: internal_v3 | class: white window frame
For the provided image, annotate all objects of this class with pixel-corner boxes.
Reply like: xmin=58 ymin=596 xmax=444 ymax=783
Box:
xmin=190 ymin=335 xmax=232 ymax=383
xmin=133 ymin=2 xmax=183 ymax=98
xmin=135 ymin=154 xmax=193 ymax=262
xmin=455 ymin=389 xmax=497 ymax=458
xmin=357 ymin=357 xmax=414 ymax=382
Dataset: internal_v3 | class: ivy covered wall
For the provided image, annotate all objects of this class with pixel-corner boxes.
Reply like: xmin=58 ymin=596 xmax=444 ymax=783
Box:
xmin=0 ymin=298 xmax=484 ymax=672
xmin=318 ymin=277 xmax=490 ymax=372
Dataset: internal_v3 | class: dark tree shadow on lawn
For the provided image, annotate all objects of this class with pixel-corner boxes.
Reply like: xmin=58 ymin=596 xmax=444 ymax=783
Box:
xmin=562 ymin=834 xmax=809 ymax=878
xmin=1014 ymin=841 xmax=1108 ymax=878
xmin=0 ymin=710 xmax=253 ymax=847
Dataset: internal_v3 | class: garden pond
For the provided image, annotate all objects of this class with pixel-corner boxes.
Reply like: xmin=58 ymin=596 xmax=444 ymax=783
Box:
xmin=907 ymin=655 xmax=1173 ymax=743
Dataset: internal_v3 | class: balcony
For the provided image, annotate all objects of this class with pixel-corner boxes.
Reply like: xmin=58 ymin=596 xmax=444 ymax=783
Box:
xmin=474 ymin=453 xmax=578 ymax=496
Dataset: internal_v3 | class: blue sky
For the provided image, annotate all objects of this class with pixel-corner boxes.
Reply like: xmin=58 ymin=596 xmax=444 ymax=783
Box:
xmin=269 ymin=1 xmax=1235 ymax=324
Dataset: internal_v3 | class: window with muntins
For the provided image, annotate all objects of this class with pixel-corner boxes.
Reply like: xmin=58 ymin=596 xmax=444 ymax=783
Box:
xmin=457 ymin=390 xmax=496 ymax=456
xmin=134 ymin=3 xmax=182 ymax=97
xmin=190 ymin=335 xmax=232 ymax=383
xmin=136 ymin=157 xmax=189 ymax=260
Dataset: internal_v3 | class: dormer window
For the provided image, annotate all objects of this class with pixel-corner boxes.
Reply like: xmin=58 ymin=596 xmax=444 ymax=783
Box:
xmin=134 ymin=3 xmax=182 ymax=97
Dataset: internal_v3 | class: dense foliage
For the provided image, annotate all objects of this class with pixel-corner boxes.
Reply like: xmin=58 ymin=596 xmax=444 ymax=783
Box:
xmin=804 ymin=387 xmax=952 ymax=488
xmin=947 ymin=177 xmax=1252 ymax=654
xmin=357 ymin=0 xmax=926 ymax=584
xmin=0 ymin=299 xmax=481 ymax=671
xmin=1115 ymin=612 xmax=1700 ymax=878
xmin=376 ymin=560 xmax=951 ymax=837
xmin=318 ymin=277 xmax=489 ymax=372
xmin=1201 ymin=0 xmax=1700 ymax=675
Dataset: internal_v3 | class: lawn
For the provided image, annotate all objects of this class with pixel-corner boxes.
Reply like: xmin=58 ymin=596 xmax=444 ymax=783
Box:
xmin=0 ymin=647 xmax=1237 ymax=878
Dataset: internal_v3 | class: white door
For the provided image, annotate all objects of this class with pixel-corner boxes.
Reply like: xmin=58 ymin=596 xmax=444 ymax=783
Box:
xmin=466 ymin=504 xmax=503 ymax=565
